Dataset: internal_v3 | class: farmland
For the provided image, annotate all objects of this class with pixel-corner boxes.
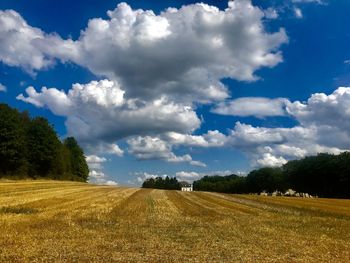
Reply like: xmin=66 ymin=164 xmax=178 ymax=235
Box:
xmin=0 ymin=181 xmax=349 ymax=262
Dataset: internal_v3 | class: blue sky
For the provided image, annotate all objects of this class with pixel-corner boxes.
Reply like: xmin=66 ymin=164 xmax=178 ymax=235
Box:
xmin=1 ymin=0 xmax=350 ymax=185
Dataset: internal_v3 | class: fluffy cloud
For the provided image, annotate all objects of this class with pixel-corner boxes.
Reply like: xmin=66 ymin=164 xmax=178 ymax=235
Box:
xmin=228 ymin=122 xmax=346 ymax=167
xmin=286 ymin=87 xmax=350 ymax=131
xmin=175 ymin=171 xmax=202 ymax=181
xmin=86 ymin=155 xmax=107 ymax=169
xmin=127 ymin=135 xmax=206 ymax=167
xmin=208 ymin=87 xmax=350 ymax=167
xmin=224 ymin=88 xmax=350 ymax=166
xmin=212 ymin=97 xmax=288 ymax=117
xmin=165 ymin=130 xmax=227 ymax=147
xmin=88 ymin=170 xmax=118 ymax=186
xmin=8 ymin=1 xmax=343 ymax=171
xmin=86 ymin=155 xmax=118 ymax=185
xmin=3 ymin=1 xmax=287 ymax=103
xmin=175 ymin=169 xmax=243 ymax=182
xmin=17 ymin=79 xmax=200 ymax=144
xmin=10 ymin=1 xmax=289 ymax=168
xmin=0 ymin=83 xmax=6 ymax=92
xmin=86 ymin=142 xmax=124 ymax=157
xmin=67 ymin=1 xmax=287 ymax=103
xmin=255 ymin=153 xmax=287 ymax=167
xmin=0 ymin=10 xmax=75 ymax=73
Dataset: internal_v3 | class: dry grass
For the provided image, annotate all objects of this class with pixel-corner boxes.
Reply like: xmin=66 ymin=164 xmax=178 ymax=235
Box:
xmin=0 ymin=180 xmax=349 ymax=262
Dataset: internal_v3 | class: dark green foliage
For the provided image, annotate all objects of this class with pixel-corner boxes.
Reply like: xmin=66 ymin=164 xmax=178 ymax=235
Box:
xmin=0 ymin=103 xmax=89 ymax=182
xmin=194 ymin=153 xmax=350 ymax=198
xmin=64 ymin=137 xmax=89 ymax=181
xmin=142 ymin=176 xmax=181 ymax=190
xmin=246 ymin=167 xmax=286 ymax=193
xmin=0 ymin=104 xmax=27 ymax=175
xmin=283 ymin=153 xmax=350 ymax=198
xmin=193 ymin=174 xmax=247 ymax=193
xmin=26 ymin=117 xmax=63 ymax=177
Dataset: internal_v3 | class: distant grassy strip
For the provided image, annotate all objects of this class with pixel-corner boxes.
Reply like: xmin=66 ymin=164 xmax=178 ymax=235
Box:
xmin=232 ymin=194 xmax=350 ymax=218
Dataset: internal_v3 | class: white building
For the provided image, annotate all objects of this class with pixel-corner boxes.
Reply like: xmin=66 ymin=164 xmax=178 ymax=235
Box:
xmin=180 ymin=182 xmax=193 ymax=192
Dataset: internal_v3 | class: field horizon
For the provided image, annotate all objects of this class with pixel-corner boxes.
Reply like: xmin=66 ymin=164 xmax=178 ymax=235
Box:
xmin=0 ymin=180 xmax=349 ymax=262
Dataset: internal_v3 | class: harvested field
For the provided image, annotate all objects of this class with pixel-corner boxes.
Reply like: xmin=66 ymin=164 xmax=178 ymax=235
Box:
xmin=0 ymin=180 xmax=349 ymax=262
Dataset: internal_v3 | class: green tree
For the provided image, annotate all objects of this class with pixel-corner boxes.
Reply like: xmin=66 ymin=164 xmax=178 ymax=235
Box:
xmin=64 ymin=137 xmax=89 ymax=181
xmin=0 ymin=104 xmax=27 ymax=176
xmin=246 ymin=167 xmax=286 ymax=193
xmin=26 ymin=117 xmax=63 ymax=177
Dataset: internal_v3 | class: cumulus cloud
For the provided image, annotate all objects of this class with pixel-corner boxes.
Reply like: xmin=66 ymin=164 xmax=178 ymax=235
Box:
xmin=212 ymin=97 xmax=288 ymax=117
xmin=165 ymin=130 xmax=227 ymax=147
xmin=286 ymin=87 xmax=350 ymax=131
xmin=17 ymin=79 xmax=200 ymax=144
xmin=175 ymin=169 xmax=243 ymax=182
xmin=86 ymin=155 xmax=107 ymax=169
xmin=127 ymin=135 xmax=206 ymax=167
xmin=255 ymin=153 xmax=287 ymax=167
xmin=208 ymin=87 xmax=350 ymax=167
xmin=227 ymin=121 xmax=346 ymax=167
xmin=176 ymin=171 xmax=201 ymax=181
xmin=3 ymin=1 xmax=287 ymax=103
xmin=8 ymin=1 xmax=342 ymax=170
xmin=0 ymin=10 xmax=75 ymax=74
xmin=88 ymin=170 xmax=118 ymax=186
xmin=66 ymin=1 xmax=287 ymax=102
xmin=0 ymin=83 xmax=6 ymax=92
xmin=10 ymin=1 xmax=290 ymax=168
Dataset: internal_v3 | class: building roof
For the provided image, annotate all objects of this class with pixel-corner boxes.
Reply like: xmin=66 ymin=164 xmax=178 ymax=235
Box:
xmin=179 ymin=181 xmax=191 ymax=187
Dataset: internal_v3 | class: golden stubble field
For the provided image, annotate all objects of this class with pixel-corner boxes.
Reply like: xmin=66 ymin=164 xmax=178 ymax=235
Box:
xmin=0 ymin=181 xmax=349 ymax=262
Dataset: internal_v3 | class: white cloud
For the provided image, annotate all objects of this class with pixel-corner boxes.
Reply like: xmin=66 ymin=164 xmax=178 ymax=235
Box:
xmin=85 ymin=142 xmax=124 ymax=157
xmin=294 ymin=7 xmax=303 ymax=18
xmin=0 ymin=10 xmax=74 ymax=74
xmin=4 ymin=1 xmax=287 ymax=103
xmin=70 ymin=1 xmax=287 ymax=103
xmin=227 ymin=121 xmax=347 ymax=167
xmin=208 ymin=87 xmax=350 ymax=167
xmin=86 ymin=155 xmax=107 ymax=169
xmin=0 ymin=83 xmax=6 ymax=92
xmin=127 ymin=135 xmax=206 ymax=167
xmin=104 ymin=180 xmax=118 ymax=186
xmin=212 ymin=97 xmax=288 ymax=117
xmin=17 ymin=79 xmax=200 ymax=145
xmin=286 ymin=87 xmax=350 ymax=129
xmin=88 ymin=170 xmax=118 ymax=186
xmin=256 ymin=153 xmax=287 ymax=167
xmin=8 ymin=1 xmax=343 ymax=171
xmin=165 ymin=130 xmax=227 ymax=147
xmin=175 ymin=169 xmax=242 ymax=182
xmin=176 ymin=171 xmax=201 ymax=180
xmin=11 ymin=1 xmax=290 ymax=167
xmin=264 ymin=8 xmax=278 ymax=19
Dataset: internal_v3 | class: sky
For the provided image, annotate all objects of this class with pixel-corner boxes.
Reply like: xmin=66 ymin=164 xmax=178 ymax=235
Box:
xmin=1 ymin=0 xmax=350 ymax=186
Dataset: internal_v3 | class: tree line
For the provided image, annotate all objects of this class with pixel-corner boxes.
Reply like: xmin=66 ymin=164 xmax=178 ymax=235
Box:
xmin=193 ymin=152 xmax=350 ymax=198
xmin=142 ymin=176 xmax=181 ymax=190
xmin=0 ymin=103 xmax=89 ymax=181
